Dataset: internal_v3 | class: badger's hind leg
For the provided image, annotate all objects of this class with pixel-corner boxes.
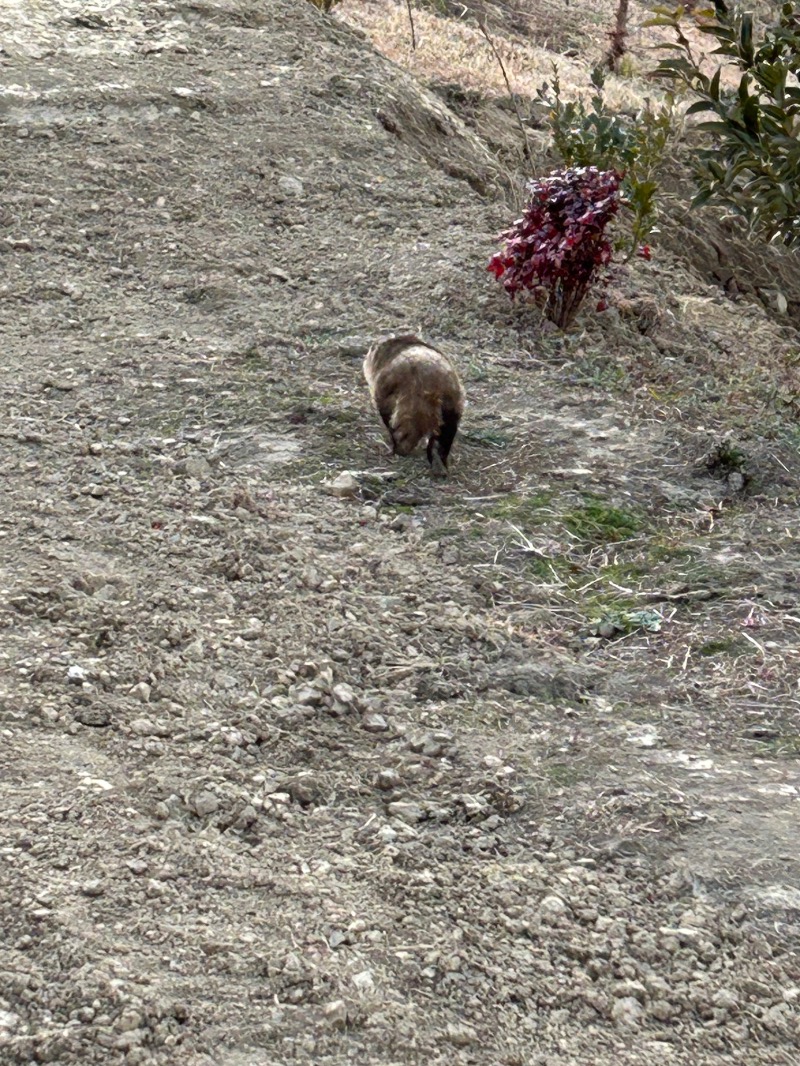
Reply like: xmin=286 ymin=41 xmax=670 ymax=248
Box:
xmin=377 ymin=397 xmax=398 ymax=454
xmin=428 ymin=402 xmax=461 ymax=477
xmin=426 ymin=434 xmax=445 ymax=477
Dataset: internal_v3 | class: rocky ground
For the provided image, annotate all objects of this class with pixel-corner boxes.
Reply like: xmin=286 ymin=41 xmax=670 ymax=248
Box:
xmin=1 ymin=1 xmax=799 ymax=1064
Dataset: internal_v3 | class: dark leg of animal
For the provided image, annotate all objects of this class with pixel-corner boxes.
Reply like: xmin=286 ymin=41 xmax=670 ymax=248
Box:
xmin=426 ymin=434 xmax=437 ymax=467
xmin=436 ymin=404 xmax=461 ymax=468
xmin=377 ymin=402 xmax=397 ymax=453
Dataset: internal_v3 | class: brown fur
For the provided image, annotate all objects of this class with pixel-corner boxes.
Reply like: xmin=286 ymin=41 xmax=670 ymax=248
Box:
xmin=363 ymin=334 xmax=466 ymax=475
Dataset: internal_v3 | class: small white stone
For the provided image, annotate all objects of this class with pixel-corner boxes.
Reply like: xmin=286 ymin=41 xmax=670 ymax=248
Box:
xmin=190 ymin=790 xmax=219 ymax=817
xmin=130 ymin=681 xmax=151 ymax=703
xmin=387 ymin=801 xmax=424 ymax=824
xmin=326 ymin=472 xmax=359 ymax=498
xmin=362 ymin=713 xmax=388 ymax=733
xmin=116 ymin=1009 xmax=143 ymax=1032
xmin=444 ymin=1022 xmax=478 ymax=1046
xmin=183 ymin=455 xmax=211 ymax=479
xmin=332 ymin=683 xmax=355 ymax=705
xmin=323 ymin=999 xmax=347 ymax=1028
xmin=352 ymin=970 xmax=374 ymax=992
xmin=277 ymin=175 xmax=304 ymax=196
xmin=538 ymin=894 xmax=568 ymax=918
xmin=611 ymin=996 xmax=644 ymax=1027
xmin=0 ymin=1010 xmax=20 ymax=1032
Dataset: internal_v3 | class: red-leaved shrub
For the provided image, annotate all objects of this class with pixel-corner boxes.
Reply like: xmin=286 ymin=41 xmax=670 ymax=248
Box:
xmin=488 ymin=166 xmax=622 ymax=329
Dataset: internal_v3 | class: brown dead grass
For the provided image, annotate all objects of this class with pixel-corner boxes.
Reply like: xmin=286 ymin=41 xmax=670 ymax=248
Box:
xmin=335 ymin=0 xmax=673 ymax=112
xmin=336 ymin=0 xmax=751 ymax=118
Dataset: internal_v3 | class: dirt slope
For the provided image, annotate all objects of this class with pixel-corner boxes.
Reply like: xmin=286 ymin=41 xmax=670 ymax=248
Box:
xmin=1 ymin=2 xmax=799 ymax=1065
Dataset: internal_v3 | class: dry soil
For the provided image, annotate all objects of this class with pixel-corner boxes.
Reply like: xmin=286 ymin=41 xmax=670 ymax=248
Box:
xmin=2 ymin=2 xmax=800 ymax=1065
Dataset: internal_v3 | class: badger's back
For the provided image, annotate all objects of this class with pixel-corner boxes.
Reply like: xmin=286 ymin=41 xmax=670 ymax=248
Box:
xmin=363 ymin=334 xmax=432 ymax=390
xmin=364 ymin=335 xmax=464 ymax=456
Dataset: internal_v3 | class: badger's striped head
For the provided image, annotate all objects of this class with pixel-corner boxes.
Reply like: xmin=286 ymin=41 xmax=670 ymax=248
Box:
xmin=392 ymin=422 xmax=419 ymax=457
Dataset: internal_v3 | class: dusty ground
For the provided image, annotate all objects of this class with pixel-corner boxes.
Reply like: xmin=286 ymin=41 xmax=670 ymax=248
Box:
xmin=2 ymin=1 xmax=800 ymax=1064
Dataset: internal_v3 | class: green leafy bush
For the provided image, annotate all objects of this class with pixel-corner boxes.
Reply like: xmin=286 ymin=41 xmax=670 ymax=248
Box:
xmin=538 ymin=65 xmax=676 ymax=256
xmin=648 ymin=0 xmax=800 ymax=247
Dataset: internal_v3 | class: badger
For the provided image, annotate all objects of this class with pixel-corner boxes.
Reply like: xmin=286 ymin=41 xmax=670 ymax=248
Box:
xmin=363 ymin=334 xmax=466 ymax=477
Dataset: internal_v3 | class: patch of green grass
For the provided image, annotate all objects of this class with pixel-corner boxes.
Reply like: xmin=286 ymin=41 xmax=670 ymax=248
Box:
xmin=563 ymin=495 xmax=642 ymax=545
xmin=543 ymin=761 xmax=584 ymax=788
xmin=525 ymin=555 xmax=568 ymax=581
xmin=425 ymin=524 xmax=463 ymax=539
xmin=755 ymin=735 xmax=800 ymax=759
xmin=322 ymin=437 xmax=356 ymax=460
xmin=563 ymin=353 xmax=630 ymax=391
xmin=645 ymin=540 xmax=696 ymax=566
xmin=238 ymin=342 xmax=266 ymax=368
xmin=524 ymin=548 xmax=648 ymax=590
xmin=465 ymin=358 xmax=491 ymax=383
xmin=491 ymin=491 xmax=553 ymax=526
xmin=778 ymin=423 xmax=800 ymax=451
xmin=583 ymin=585 xmax=640 ymax=611
xmin=705 ymin=437 xmax=749 ymax=476
xmin=318 ymin=407 xmax=361 ymax=427
xmin=463 ymin=428 xmax=512 ymax=449
xmin=697 ymin=636 xmax=754 ymax=657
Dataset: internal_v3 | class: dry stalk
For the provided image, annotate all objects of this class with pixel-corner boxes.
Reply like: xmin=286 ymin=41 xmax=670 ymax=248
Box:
xmin=405 ymin=0 xmax=417 ymax=51
xmin=604 ymin=0 xmax=629 ymax=72
xmin=476 ymin=18 xmax=531 ymax=163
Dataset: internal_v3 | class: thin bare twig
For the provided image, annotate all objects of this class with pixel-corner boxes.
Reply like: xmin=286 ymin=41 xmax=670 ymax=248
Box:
xmin=476 ymin=18 xmax=531 ymax=163
xmin=405 ymin=0 xmax=417 ymax=51
xmin=605 ymin=0 xmax=629 ymax=72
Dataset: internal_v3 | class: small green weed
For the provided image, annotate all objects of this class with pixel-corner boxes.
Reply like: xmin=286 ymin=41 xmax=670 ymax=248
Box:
xmin=239 ymin=343 xmax=265 ymax=367
xmin=698 ymin=636 xmax=753 ymax=657
xmin=618 ymin=54 xmax=638 ymax=78
xmin=563 ymin=496 xmax=642 ymax=544
xmin=590 ymin=606 xmax=663 ymax=637
xmin=644 ymin=540 xmax=696 ymax=566
xmin=544 ymin=761 xmax=584 ymax=788
xmin=525 ymin=554 xmax=574 ymax=581
xmin=491 ymin=491 xmax=553 ymax=526
xmin=705 ymin=436 xmax=748 ymax=474
xmin=464 ymin=428 xmax=512 ymax=449
xmin=466 ymin=358 xmax=491 ymax=383
xmin=755 ymin=735 xmax=800 ymax=759
xmin=563 ymin=352 xmax=630 ymax=391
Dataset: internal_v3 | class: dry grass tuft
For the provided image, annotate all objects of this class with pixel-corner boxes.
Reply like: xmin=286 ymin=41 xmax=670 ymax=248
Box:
xmin=336 ymin=0 xmax=670 ymax=113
